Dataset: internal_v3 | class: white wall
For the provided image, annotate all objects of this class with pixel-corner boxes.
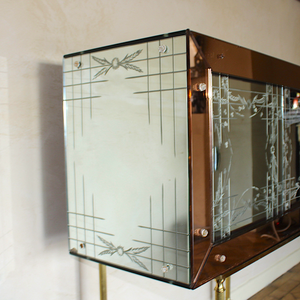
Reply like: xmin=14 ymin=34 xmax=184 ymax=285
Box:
xmin=1 ymin=0 xmax=300 ymax=299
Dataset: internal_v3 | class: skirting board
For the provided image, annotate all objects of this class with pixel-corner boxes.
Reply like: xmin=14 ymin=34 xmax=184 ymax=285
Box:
xmin=230 ymin=236 xmax=300 ymax=300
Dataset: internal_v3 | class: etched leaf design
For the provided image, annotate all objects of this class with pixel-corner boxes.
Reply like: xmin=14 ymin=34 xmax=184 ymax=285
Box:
xmin=127 ymin=254 xmax=148 ymax=271
xmin=92 ymin=56 xmax=110 ymax=66
xmin=120 ymin=49 xmax=142 ymax=63
xmin=97 ymin=235 xmax=116 ymax=250
xmin=122 ymin=63 xmax=143 ymax=73
xmin=99 ymin=249 xmax=115 ymax=256
xmin=130 ymin=247 xmax=149 ymax=254
xmin=97 ymin=235 xmax=149 ymax=270
xmin=93 ymin=67 xmax=111 ymax=79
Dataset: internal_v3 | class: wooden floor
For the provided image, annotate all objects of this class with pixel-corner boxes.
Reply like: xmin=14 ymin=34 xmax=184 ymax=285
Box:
xmin=248 ymin=263 xmax=300 ymax=300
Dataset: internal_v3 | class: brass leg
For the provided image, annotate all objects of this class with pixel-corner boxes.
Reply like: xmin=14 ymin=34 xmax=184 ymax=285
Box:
xmin=99 ymin=264 xmax=107 ymax=300
xmin=226 ymin=276 xmax=230 ymax=300
xmin=215 ymin=276 xmax=225 ymax=300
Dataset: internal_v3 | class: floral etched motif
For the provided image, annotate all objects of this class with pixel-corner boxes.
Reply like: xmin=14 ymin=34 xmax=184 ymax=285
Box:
xmin=213 ymin=86 xmax=267 ymax=119
xmin=92 ymin=50 xmax=143 ymax=79
xmin=97 ymin=235 xmax=149 ymax=271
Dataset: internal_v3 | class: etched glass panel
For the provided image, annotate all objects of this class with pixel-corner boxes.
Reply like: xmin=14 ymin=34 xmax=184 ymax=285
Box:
xmin=212 ymin=74 xmax=300 ymax=242
xmin=63 ymin=35 xmax=190 ymax=283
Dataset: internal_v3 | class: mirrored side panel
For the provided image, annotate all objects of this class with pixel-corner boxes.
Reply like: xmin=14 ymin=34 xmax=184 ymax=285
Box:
xmin=63 ymin=34 xmax=191 ymax=285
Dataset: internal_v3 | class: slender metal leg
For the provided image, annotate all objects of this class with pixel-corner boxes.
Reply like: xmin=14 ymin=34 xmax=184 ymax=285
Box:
xmin=215 ymin=276 xmax=225 ymax=300
xmin=226 ymin=276 xmax=231 ymax=300
xmin=99 ymin=264 xmax=107 ymax=300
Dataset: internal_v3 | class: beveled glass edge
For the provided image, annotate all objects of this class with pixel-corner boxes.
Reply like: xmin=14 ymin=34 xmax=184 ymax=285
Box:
xmin=64 ymin=30 xmax=189 ymax=59
xmin=69 ymin=251 xmax=192 ymax=289
xmin=186 ymin=29 xmax=193 ymax=285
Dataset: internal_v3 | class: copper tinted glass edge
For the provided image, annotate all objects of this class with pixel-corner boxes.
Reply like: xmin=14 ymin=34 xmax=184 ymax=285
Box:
xmin=186 ymin=29 xmax=194 ymax=287
xmin=191 ymin=31 xmax=300 ymax=90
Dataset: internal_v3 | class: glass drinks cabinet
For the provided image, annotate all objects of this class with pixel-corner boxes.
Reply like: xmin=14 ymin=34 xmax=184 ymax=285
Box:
xmin=63 ymin=30 xmax=300 ymax=289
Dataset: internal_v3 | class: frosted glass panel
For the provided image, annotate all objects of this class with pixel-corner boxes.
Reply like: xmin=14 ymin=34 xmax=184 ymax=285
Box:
xmin=63 ymin=35 xmax=190 ymax=283
xmin=212 ymin=74 xmax=300 ymax=242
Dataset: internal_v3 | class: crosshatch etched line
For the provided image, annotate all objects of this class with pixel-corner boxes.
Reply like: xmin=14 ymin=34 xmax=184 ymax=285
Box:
xmin=218 ymin=75 xmax=222 ymax=145
xmin=63 ymin=96 xmax=102 ymax=102
xmin=92 ymin=194 xmax=95 ymax=219
xmin=81 ymin=99 xmax=83 ymax=136
xmin=90 ymin=79 xmax=109 ymax=84
xmin=138 ymin=226 xmax=189 ymax=235
xmin=212 ymin=86 xmax=267 ymax=95
xmin=281 ymin=186 xmax=300 ymax=193
xmin=72 ymin=71 xmax=76 ymax=149
xmin=213 ymin=206 xmax=285 ymax=221
xmin=260 ymin=177 xmax=296 ymax=188
xmin=64 ymin=80 xmax=107 ymax=88
xmin=68 ymin=224 xmax=115 ymax=236
xmin=86 ymin=241 xmax=190 ymax=269
xmin=82 ymin=174 xmax=86 ymax=249
xmin=150 ymin=196 xmax=153 ymax=273
xmin=231 ymin=212 xmax=267 ymax=227
xmin=79 ymin=239 xmax=180 ymax=269
xmin=162 ymin=183 xmax=165 ymax=272
xmin=73 ymin=161 xmax=77 ymax=239
xmin=213 ymin=194 xmax=239 ymax=206
xmin=95 ymin=231 xmax=115 ymax=236
xmin=212 ymin=102 xmax=270 ymax=107
xmin=147 ymin=43 xmax=150 ymax=124
xmin=92 ymin=193 xmax=96 ymax=256
xmin=227 ymin=77 xmax=230 ymax=131
xmin=68 ymin=212 xmax=105 ymax=220
xmin=172 ymin=40 xmax=176 ymax=158
xmin=212 ymin=117 xmax=238 ymax=121
xmin=125 ymin=70 xmax=187 ymax=80
xmin=128 ymin=254 xmax=190 ymax=269
xmin=63 ymin=54 xmax=187 ymax=75
xmin=134 ymin=52 xmax=186 ymax=61
xmin=80 ymin=58 xmax=84 ymax=137
xmin=132 ymin=239 xmax=189 ymax=253
xmin=159 ymin=51 xmax=163 ymax=145
xmin=82 ymin=176 xmax=85 ymax=214
xmin=68 ymin=226 xmax=114 ymax=236
xmin=134 ymin=87 xmax=186 ymax=94
xmin=69 ymin=235 xmax=123 ymax=249
xmin=89 ymin=54 xmax=93 ymax=119
xmin=90 ymin=97 xmax=93 ymax=119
